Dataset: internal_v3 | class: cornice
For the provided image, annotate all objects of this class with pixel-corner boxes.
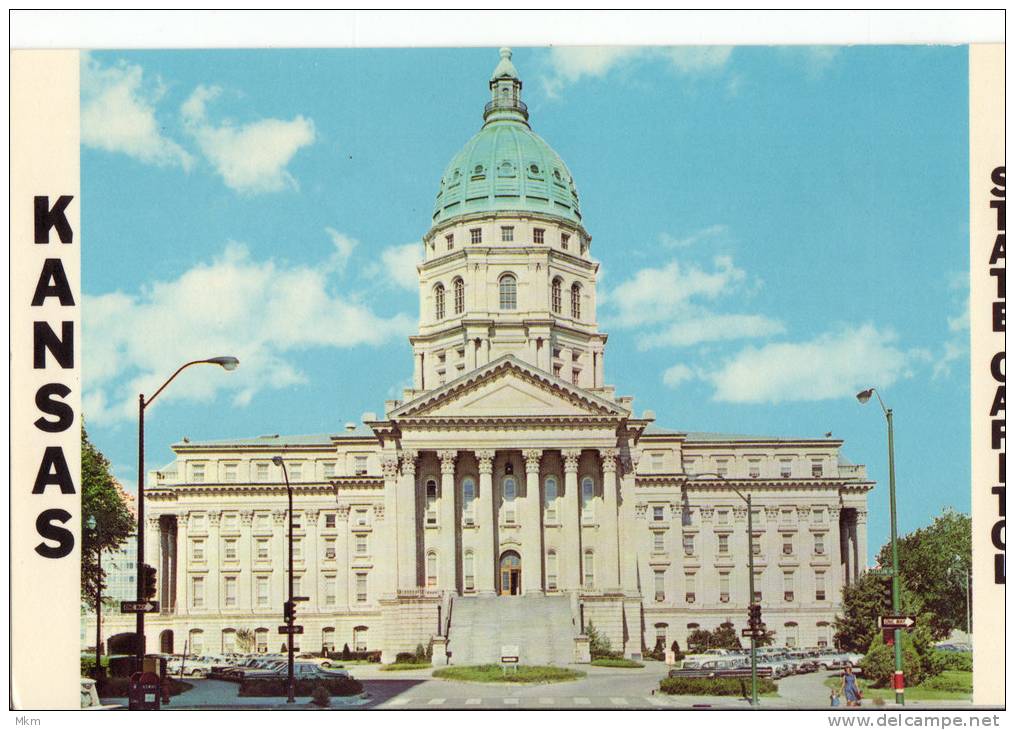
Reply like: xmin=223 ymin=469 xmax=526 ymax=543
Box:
xmin=146 ymin=478 xmax=384 ymax=499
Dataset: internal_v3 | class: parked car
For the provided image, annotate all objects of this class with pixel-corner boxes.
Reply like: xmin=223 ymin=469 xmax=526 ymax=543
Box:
xmin=243 ymin=660 xmax=351 ymax=681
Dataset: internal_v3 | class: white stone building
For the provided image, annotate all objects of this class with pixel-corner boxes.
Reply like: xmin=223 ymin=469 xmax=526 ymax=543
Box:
xmin=86 ymin=49 xmax=872 ymax=663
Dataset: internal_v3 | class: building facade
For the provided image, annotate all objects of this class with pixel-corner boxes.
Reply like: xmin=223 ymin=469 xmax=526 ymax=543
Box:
xmin=85 ymin=49 xmax=872 ymax=661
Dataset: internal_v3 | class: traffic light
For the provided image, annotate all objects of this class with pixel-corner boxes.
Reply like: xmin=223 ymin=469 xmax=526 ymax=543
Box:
xmin=748 ymin=603 xmax=762 ymax=628
xmin=141 ymin=563 xmax=157 ymax=600
xmin=284 ymin=599 xmax=296 ymax=623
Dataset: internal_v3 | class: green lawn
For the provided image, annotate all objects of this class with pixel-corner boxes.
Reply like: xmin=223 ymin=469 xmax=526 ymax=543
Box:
xmin=433 ymin=665 xmax=586 ymax=684
xmin=823 ymin=671 xmax=972 ymax=702
xmin=381 ymin=662 xmax=433 ymax=671
xmin=591 ymin=658 xmax=644 ymax=668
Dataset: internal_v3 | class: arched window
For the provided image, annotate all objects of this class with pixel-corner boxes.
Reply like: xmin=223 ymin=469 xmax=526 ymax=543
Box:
xmin=551 ymin=277 xmax=562 ymax=314
xmin=581 ymin=476 xmax=594 ymax=516
xmin=546 ymin=550 xmax=559 ymax=591
xmin=464 ymin=551 xmax=475 ymax=592
xmin=502 ymin=475 xmax=517 ymax=523
xmin=453 ymin=278 xmax=465 ymax=315
xmin=188 ymin=628 xmax=204 ymax=655
xmin=434 ymin=284 xmax=445 ymax=320
xmin=426 ymin=551 xmax=438 ymax=587
xmin=425 ymin=479 xmax=438 ymax=526
xmin=544 ymin=476 xmax=558 ymax=522
xmin=571 ymin=282 xmax=582 ymax=319
xmin=462 ymin=477 xmax=476 ymax=519
xmin=499 ymin=274 xmax=517 ymax=310
xmin=254 ymin=628 xmax=269 ymax=653
xmin=221 ymin=628 xmax=236 ymax=654
xmin=321 ymin=627 xmax=336 ymax=654
xmin=583 ymin=549 xmax=595 ymax=589
xmin=353 ymin=626 xmax=368 ymax=652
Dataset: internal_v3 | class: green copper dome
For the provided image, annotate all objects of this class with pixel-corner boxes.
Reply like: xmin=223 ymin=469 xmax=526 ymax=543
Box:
xmin=432 ymin=49 xmax=582 ymax=228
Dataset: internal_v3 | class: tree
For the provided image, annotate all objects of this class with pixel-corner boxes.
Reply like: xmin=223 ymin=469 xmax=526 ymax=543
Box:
xmin=711 ymin=622 xmax=743 ymax=650
xmin=669 ymin=639 xmax=685 ymax=661
xmin=585 ymin=621 xmax=614 ymax=659
xmin=236 ymin=628 xmax=255 ymax=654
xmin=877 ymin=509 xmax=971 ymax=638
xmin=686 ymin=629 xmax=713 ymax=653
xmin=81 ymin=422 xmax=134 ymax=609
xmin=860 ymin=614 xmax=943 ymax=687
xmin=834 ymin=571 xmax=923 ymax=653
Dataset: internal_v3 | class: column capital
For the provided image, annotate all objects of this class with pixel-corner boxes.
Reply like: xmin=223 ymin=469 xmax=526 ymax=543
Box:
xmin=146 ymin=515 xmax=161 ymax=530
xmin=855 ymin=508 xmax=867 ymax=524
xmin=240 ymin=510 xmax=255 ymax=525
xmin=438 ymin=450 xmax=458 ymax=474
xmin=523 ymin=449 xmax=543 ymax=474
xmin=306 ymin=509 xmax=320 ymax=523
xmin=336 ymin=504 xmax=351 ymax=521
xmin=475 ymin=450 xmax=495 ymax=474
xmin=400 ymin=450 xmax=418 ymax=477
xmin=272 ymin=510 xmax=288 ymax=525
xmin=562 ymin=449 xmax=582 ymax=473
xmin=382 ymin=457 xmax=400 ymax=479
xmin=208 ymin=510 xmax=221 ymax=526
xmin=599 ymin=448 xmax=619 ymax=473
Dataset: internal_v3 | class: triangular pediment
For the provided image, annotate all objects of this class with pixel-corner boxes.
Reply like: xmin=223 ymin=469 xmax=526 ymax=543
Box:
xmin=390 ymin=355 xmax=628 ymax=420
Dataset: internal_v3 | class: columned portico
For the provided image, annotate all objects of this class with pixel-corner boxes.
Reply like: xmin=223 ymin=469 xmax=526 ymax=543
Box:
xmin=562 ymin=449 xmax=582 ymax=590
xmin=522 ymin=450 xmax=544 ymax=593
xmin=599 ymin=448 xmax=621 ymax=591
xmin=475 ymin=450 xmax=496 ymax=594
xmin=396 ymin=450 xmax=418 ymax=590
xmin=438 ymin=450 xmax=459 ymax=592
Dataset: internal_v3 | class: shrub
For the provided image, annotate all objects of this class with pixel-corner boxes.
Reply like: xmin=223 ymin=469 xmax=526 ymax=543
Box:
xmin=341 ymin=644 xmax=351 ymax=660
xmin=586 ymin=621 xmax=616 ymax=660
xmin=311 ymin=685 xmax=331 ymax=707
xmin=860 ymin=615 xmax=943 ymax=688
xmin=415 ymin=643 xmax=429 ymax=663
xmin=935 ymin=651 xmax=972 ymax=672
xmin=395 ymin=652 xmax=416 ymax=663
xmin=660 ymin=676 xmax=778 ymax=696
xmin=670 ymin=640 xmax=685 ymax=662
xmin=921 ymin=672 xmax=972 ymax=693
xmin=239 ymin=677 xmax=363 ymax=697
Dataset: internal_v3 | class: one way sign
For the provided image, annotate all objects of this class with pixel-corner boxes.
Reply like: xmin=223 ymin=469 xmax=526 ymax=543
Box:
xmin=121 ymin=600 xmax=160 ymax=614
xmin=878 ymin=615 xmax=916 ymax=630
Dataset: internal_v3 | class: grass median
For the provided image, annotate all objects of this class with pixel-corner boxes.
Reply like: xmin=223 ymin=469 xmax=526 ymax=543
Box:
xmin=433 ymin=665 xmax=585 ymax=684
xmin=822 ymin=670 xmax=971 ymax=702
xmin=591 ymin=658 xmax=645 ymax=668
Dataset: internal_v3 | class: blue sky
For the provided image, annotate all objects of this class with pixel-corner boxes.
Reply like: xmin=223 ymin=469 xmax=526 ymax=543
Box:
xmin=81 ymin=46 xmax=970 ymax=561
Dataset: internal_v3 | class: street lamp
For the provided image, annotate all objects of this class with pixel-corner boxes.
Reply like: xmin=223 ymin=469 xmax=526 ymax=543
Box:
xmin=273 ymin=455 xmax=296 ymax=704
xmin=135 ymin=356 xmax=239 ymax=675
xmin=685 ymin=471 xmax=759 ymax=707
xmin=87 ymin=515 xmax=102 ymax=678
xmin=857 ymin=386 xmax=904 ymax=705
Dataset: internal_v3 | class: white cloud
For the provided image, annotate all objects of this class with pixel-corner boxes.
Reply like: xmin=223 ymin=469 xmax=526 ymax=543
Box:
xmin=659 ymin=224 xmax=729 ymax=248
xmin=607 ymin=255 xmax=746 ymax=328
xmin=639 ymin=313 xmax=785 ymax=350
xmin=324 ymin=228 xmax=358 ymax=273
xmin=182 ymin=84 xmax=316 ymax=194
xmin=83 ymin=242 xmax=413 ymax=425
xmin=706 ymin=324 xmax=915 ymax=404
xmin=662 ymin=363 xmax=695 ymax=388
xmin=81 ymin=53 xmax=193 ymax=169
xmin=664 ymin=46 xmax=733 ymax=73
xmin=366 ymin=243 xmax=421 ymax=291
xmin=935 ymin=274 xmax=970 ymax=378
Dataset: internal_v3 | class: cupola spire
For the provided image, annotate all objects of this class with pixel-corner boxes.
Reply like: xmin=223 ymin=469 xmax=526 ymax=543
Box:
xmin=483 ymin=47 xmax=529 ymax=127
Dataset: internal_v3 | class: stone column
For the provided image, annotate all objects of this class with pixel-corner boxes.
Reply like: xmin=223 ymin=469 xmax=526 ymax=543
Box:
xmin=305 ymin=509 xmax=320 ymax=611
xmin=475 ymin=450 xmax=497 ymax=595
xmin=336 ymin=505 xmax=350 ymax=609
xmin=562 ymin=449 xmax=582 ymax=590
xmin=523 ymin=450 xmax=544 ymax=594
xmin=397 ymin=450 xmax=418 ymax=590
xmin=855 ymin=508 xmax=868 ymax=573
xmin=599 ymin=448 xmax=621 ymax=591
xmin=240 ymin=511 xmax=254 ymax=612
xmin=271 ymin=510 xmax=288 ymax=612
xmin=146 ymin=516 xmax=161 ymax=604
xmin=381 ymin=457 xmax=400 ymax=596
xmin=413 ymin=350 xmax=423 ymax=390
xmin=830 ymin=506 xmax=845 ymax=594
xmin=208 ymin=510 xmax=221 ymax=613
xmin=438 ymin=450 xmax=459 ymax=592
xmin=465 ymin=337 xmax=477 ymax=371
xmin=175 ymin=513 xmax=189 ymax=614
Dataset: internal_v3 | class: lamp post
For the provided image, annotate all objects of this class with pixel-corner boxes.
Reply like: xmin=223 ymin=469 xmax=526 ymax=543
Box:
xmin=135 ymin=356 xmax=238 ymax=676
xmin=273 ymin=455 xmax=295 ymax=704
xmin=857 ymin=387 xmax=904 ymax=705
xmin=686 ymin=471 xmax=758 ymax=707
xmin=87 ymin=515 xmax=102 ymax=678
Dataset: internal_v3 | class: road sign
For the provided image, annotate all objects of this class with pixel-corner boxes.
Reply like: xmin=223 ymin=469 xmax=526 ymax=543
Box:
xmin=868 ymin=568 xmax=895 ymax=577
xmin=879 ymin=615 xmax=916 ymax=630
xmin=278 ymin=625 xmax=305 ymax=635
xmin=293 ymin=596 xmax=310 ymax=602
xmin=501 ymin=645 xmax=519 ymax=663
xmin=120 ymin=600 xmax=159 ymax=613
xmin=741 ymin=628 xmax=766 ymax=638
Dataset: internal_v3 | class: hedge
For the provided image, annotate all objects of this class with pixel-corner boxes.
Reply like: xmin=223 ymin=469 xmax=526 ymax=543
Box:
xmin=660 ymin=676 xmax=778 ymax=696
xmin=239 ymin=677 xmax=363 ymax=697
xmin=934 ymin=652 xmax=972 ymax=672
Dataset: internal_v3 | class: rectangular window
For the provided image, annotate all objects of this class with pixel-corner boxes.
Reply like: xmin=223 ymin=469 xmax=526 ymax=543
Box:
xmin=224 ymin=539 xmax=237 ymax=561
xmin=192 ymin=463 xmax=206 ymax=483
xmin=324 ymin=576 xmax=337 ymax=607
xmin=324 ymin=538 xmax=336 ymax=560
xmin=651 ymin=452 xmax=664 ymax=471
xmin=470 ymin=228 xmax=482 ymax=244
xmin=718 ymin=533 xmax=729 ymax=555
xmin=753 ymin=571 xmax=763 ymax=602
xmin=652 ymin=505 xmax=664 ymax=522
xmin=811 ymin=460 xmax=824 ymax=477
xmin=191 ymin=539 xmax=205 ymax=562
xmin=560 ymin=233 xmax=570 ymax=250
xmin=684 ymin=572 xmax=695 ymax=604
xmin=256 ymin=539 xmax=270 ymax=561
xmin=222 ymin=632 xmax=236 ymax=653
xmin=501 ymin=226 xmax=514 ymax=242
xmin=784 ymin=571 xmax=795 ymax=602
xmin=191 ymin=577 xmax=205 ymax=608
xmin=446 ymin=233 xmax=454 ymax=250
xmin=814 ymin=532 xmax=825 ymax=555
xmin=653 ymin=531 xmax=665 ymax=553
xmin=355 ymin=573 xmax=368 ymax=603
xmin=256 ymin=512 xmax=270 ymax=530
xmin=292 ymin=575 xmax=302 ymax=598
xmin=813 ymin=508 xmax=827 ymax=523
xmin=752 ymin=533 xmax=762 ymax=556
xmin=547 ymin=553 xmax=558 ymax=591
xmin=782 ymin=535 xmax=793 ymax=556
xmin=224 ymin=576 xmax=237 ymax=607
xmin=780 ymin=460 xmax=792 ymax=478
xmin=323 ymin=461 xmax=336 ymax=478
xmin=682 ymin=533 xmax=694 ymax=556
xmin=533 ymin=228 xmax=544 ymax=244
xmin=716 ymin=460 xmax=729 ymax=478
xmin=553 ymin=364 xmax=562 ymax=377
xmin=464 ymin=554 xmax=475 ymax=592
xmin=256 ymin=576 xmax=269 ymax=608
xmin=324 ymin=513 xmax=336 ymax=529
xmin=426 ymin=483 xmax=438 ymax=525
xmin=571 ymin=369 xmax=580 ymax=386
xmin=781 ymin=508 xmax=794 ymax=524
xmin=292 ymin=512 xmax=303 ymax=530
xmin=293 ymin=538 xmax=303 ymax=561
xmin=583 ymin=551 xmax=595 ymax=589
xmin=355 ymin=509 xmax=369 ymax=527
xmin=719 ymin=572 xmax=731 ymax=603
xmin=749 ymin=460 xmax=761 ymax=478
xmin=223 ymin=463 xmax=238 ymax=483
xmin=289 ymin=462 xmax=303 ymax=481
xmin=717 ymin=509 xmax=730 ymax=525
xmin=354 ymin=455 xmax=368 ymax=476
xmin=355 ymin=534 xmax=368 ymax=555
xmin=654 ymin=570 xmax=665 ymax=602
xmin=815 ymin=571 xmax=827 ymax=601
xmin=223 ymin=513 xmax=238 ymax=532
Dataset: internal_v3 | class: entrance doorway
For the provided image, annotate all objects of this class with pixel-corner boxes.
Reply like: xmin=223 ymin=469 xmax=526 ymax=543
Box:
xmin=159 ymin=629 xmax=174 ymax=654
xmin=499 ymin=551 xmax=521 ymax=595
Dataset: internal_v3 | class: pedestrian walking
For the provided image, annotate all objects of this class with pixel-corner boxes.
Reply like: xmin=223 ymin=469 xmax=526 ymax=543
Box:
xmin=841 ymin=664 xmax=862 ymax=707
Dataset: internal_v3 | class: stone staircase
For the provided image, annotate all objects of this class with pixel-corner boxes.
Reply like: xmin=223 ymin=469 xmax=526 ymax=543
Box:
xmin=448 ymin=594 xmax=576 ymax=666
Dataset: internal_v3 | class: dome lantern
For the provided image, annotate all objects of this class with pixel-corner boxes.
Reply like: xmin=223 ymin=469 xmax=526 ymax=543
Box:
xmin=484 ymin=48 xmax=529 ymax=127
